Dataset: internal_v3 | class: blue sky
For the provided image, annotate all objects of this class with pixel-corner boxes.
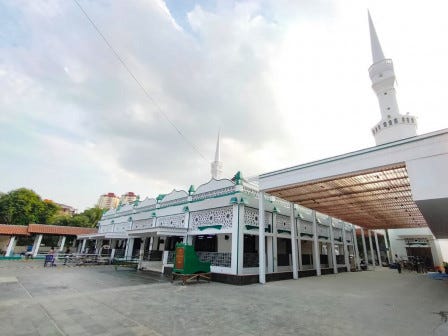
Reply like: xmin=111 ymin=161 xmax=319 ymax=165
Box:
xmin=1 ymin=0 xmax=448 ymax=211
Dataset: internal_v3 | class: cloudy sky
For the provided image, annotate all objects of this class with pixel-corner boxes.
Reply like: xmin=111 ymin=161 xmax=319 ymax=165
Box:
xmin=1 ymin=0 xmax=448 ymax=211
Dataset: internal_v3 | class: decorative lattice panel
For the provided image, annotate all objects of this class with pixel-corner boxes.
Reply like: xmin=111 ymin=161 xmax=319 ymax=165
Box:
xmin=275 ymin=214 xmax=291 ymax=232
xmin=197 ymin=252 xmax=231 ymax=267
xmin=244 ymin=207 xmax=272 ymax=228
xmin=299 ymin=220 xmax=313 ymax=235
xmin=317 ymin=224 xmax=330 ymax=238
xmin=156 ymin=214 xmax=185 ymax=228
xmin=99 ymin=224 xmax=113 ymax=233
xmin=333 ymin=228 xmax=343 ymax=240
xmin=190 ymin=206 xmax=233 ymax=230
xmin=114 ymin=222 xmax=131 ymax=232
xmin=132 ymin=218 xmax=154 ymax=230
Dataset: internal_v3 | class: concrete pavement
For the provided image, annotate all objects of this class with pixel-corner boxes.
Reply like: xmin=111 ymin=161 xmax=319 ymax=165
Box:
xmin=0 ymin=260 xmax=447 ymax=335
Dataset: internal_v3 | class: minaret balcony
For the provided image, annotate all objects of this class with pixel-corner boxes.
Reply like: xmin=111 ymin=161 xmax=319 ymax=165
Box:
xmin=369 ymin=58 xmax=394 ymax=80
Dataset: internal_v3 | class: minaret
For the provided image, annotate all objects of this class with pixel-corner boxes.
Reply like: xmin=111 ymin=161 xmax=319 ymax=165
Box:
xmin=368 ymin=11 xmax=417 ymax=145
xmin=211 ymin=131 xmax=223 ymax=179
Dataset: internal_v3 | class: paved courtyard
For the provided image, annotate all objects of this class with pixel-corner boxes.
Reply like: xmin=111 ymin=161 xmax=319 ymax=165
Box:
xmin=0 ymin=260 xmax=447 ymax=336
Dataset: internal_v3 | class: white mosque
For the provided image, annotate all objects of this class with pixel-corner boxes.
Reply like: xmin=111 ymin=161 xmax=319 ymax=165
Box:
xmin=78 ymin=13 xmax=447 ymax=283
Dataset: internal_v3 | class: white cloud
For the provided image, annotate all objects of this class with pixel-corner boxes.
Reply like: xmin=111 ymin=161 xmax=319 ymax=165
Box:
xmin=1 ymin=0 xmax=448 ymax=210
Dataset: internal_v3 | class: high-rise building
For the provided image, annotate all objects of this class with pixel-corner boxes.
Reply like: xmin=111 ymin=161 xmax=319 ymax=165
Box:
xmin=120 ymin=192 xmax=138 ymax=205
xmin=96 ymin=192 xmax=120 ymax=209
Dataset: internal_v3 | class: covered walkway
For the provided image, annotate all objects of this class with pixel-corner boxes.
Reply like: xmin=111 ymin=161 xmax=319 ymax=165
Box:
xmin=0 ymin=224 xmax=97 ymax=257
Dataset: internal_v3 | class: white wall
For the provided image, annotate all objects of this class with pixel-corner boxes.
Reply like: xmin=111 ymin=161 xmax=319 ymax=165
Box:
xmin=388 ymin=228 xmax=445 ymax=266
xmin=218 ymin=234 xmax=232 ymax=252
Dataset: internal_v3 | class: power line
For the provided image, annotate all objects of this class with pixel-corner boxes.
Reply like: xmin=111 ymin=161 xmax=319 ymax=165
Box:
xmin=72 ymin=0 xmax=206 ymax=160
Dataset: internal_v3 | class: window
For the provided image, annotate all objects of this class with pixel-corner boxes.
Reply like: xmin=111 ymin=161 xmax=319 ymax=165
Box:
xmin=394 ymin=118 xmax=398 ymax=124
xmin=194 ymin=235 xmax=217 ymax=252
xmin=383 ymin=122 xmax=387 ymax=127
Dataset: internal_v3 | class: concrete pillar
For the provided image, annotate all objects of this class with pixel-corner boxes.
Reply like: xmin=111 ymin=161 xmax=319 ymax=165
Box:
xmin=360 ymin=228 xmax=368 ymax=267
xmin=138 ymin=238 xmax=146 ymax=269
xmin=329 ymin=218 xmax=338 ymax=274
xmin=5 ymin=236 xmax=17 ymax=257
xmin=258 ymin=192 xmax=266 ymax=284
xmin=297 ymin=218 xmax=303 ymax=271
xmin=231 ymin=204 xmax=243 ymax=275
xmin=272 ymin=233 xmax=278 ymax=273
xmin=32 ymin=234 xmax=43 ymax=257
xmin=81 ymin=239 xmax=87 ymax=254
xmin=312 ymin=210 xmax=321 ymax=276
xmin=342 ymin=225 xmax=350 ymax=272
xmin=125 ymin=238 xmax=135 ymax=259
xmin=383 ymin=229 xmax=391 ymax=264
xmin=58 ymin=236 xmax=66 ymax=252
xmin=353 ymin=226 xmax=361 ymax=271
xmin=290 ymin=204 xmax=298 ymax=279
xmin=267 ymin=236 xmax=274 ymax=273
xmin=374 ymin=231 xmax=382 ymax=266
xmin=368 ymin=230 xmax=376 ymax=268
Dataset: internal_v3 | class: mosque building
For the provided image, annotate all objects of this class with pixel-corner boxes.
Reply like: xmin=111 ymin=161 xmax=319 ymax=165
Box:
xmin=78 ymin=13 xmax=447 ymax=283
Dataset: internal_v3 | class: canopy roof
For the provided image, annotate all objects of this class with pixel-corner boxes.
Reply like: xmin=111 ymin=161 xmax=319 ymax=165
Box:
xmin=266 ymin=164 xmax=426 ymax=230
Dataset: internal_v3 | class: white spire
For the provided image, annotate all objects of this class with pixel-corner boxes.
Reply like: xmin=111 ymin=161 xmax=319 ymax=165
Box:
xmin=368 ymin=10 xmax=385 ymax=63
xmin=214 ymin=130 xmax=221 ymax=162
xmin=211 ymin=131 xmax=223 ymax=179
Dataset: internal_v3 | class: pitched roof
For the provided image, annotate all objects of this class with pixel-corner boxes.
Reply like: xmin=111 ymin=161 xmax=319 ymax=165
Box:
xmin=27 ymin=224 xmax=97 ymax=236
xmin=0 ymin=225 xmax=30 ymax=236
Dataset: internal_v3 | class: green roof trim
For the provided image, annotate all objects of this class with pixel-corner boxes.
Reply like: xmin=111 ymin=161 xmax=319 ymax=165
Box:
xmin=183 ymin=206 xmax=190 ymax=213
xmin=277 ymin=229 xmax=291 ymax=234
xmin=230 ymin=197 xmax=238 ymax=204
xmin=198 ymin=225 xmax=222 ymax=231
xmin=156 ymin=194 xmax=166 ymax=201
xmin=232 ymin=171 xmax=244 ymax=185
xmin=300 ymin=233 xmax=313 ymax=238
xmin=188 ymin=185 xmax=195 ymax=194
xmin=245 ymin=225 xmax=271 ymax=233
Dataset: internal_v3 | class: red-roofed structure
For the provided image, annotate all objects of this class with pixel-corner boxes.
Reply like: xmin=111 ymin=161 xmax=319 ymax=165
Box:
xmin=0 ymin=224 xmax=97 ymax=257
xmin=0 ymin=225 xmax=30 ymax=236
xmin=27 ymin=224 xmax=97 ymax=236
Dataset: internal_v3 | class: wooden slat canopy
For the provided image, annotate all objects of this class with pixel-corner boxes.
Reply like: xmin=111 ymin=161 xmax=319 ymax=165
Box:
xmin=266 ymin=164 xmax=427 ymax=229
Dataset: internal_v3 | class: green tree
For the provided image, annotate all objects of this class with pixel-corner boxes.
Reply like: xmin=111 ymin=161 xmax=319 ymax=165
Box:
xmin=0 ymin=188 xmax=60 ymax=225
xmin=50 ymin=207 xmax=103 ymax=228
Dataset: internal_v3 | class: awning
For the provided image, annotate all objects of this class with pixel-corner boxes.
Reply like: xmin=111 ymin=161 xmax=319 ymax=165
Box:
xmin=127 ymin=226 xmax=187 ymax=237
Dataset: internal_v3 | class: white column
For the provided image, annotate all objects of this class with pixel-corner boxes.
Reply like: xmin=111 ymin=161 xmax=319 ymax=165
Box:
xmin=272 ymin=232 xmax=278 ymax=273
xmin=329 ymin=219 xmax=338 ymax=274
xmin=290 ymin=204 xmax=298 ymax=279
xmin=353 ymin=226 xmax=361 ymax=271
xmin=368 ymin=230 xmax=376 ymax=268
xmin=342 ymin=225 xmax=350 ymax=272
xmin=312 ymin=210 xmax=321 ymax=276
xmin=231 ymin=204 xmax=242 ymax=275
xmin=32 ymin=234 xmax=43 ymax=257
xmin=267 ymin=236 xmax=274 ymax=273
xmin=138 ymin=238 xmax=146 ymax=269
xmin=258 ymin=192 xmax=266 ymax=284
xmin=125 ymin=238 xmax=135 ymax=259
xmin=5 ymin=236 xmax=16 ymax=257
xmin=360 ymin=228 xmax=368 ymax=267
xmin=81 ymin=239 xmax=87 ymax=254
xmin=374 ymin=231 xmax=382 ymax=266
xmin=297 ymin=218 xmax=303 ymax=271
xmin=383 ymin=229 xmax=391 ymax=264
xmin=58 ymin=236 xmax=66 ymax=252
